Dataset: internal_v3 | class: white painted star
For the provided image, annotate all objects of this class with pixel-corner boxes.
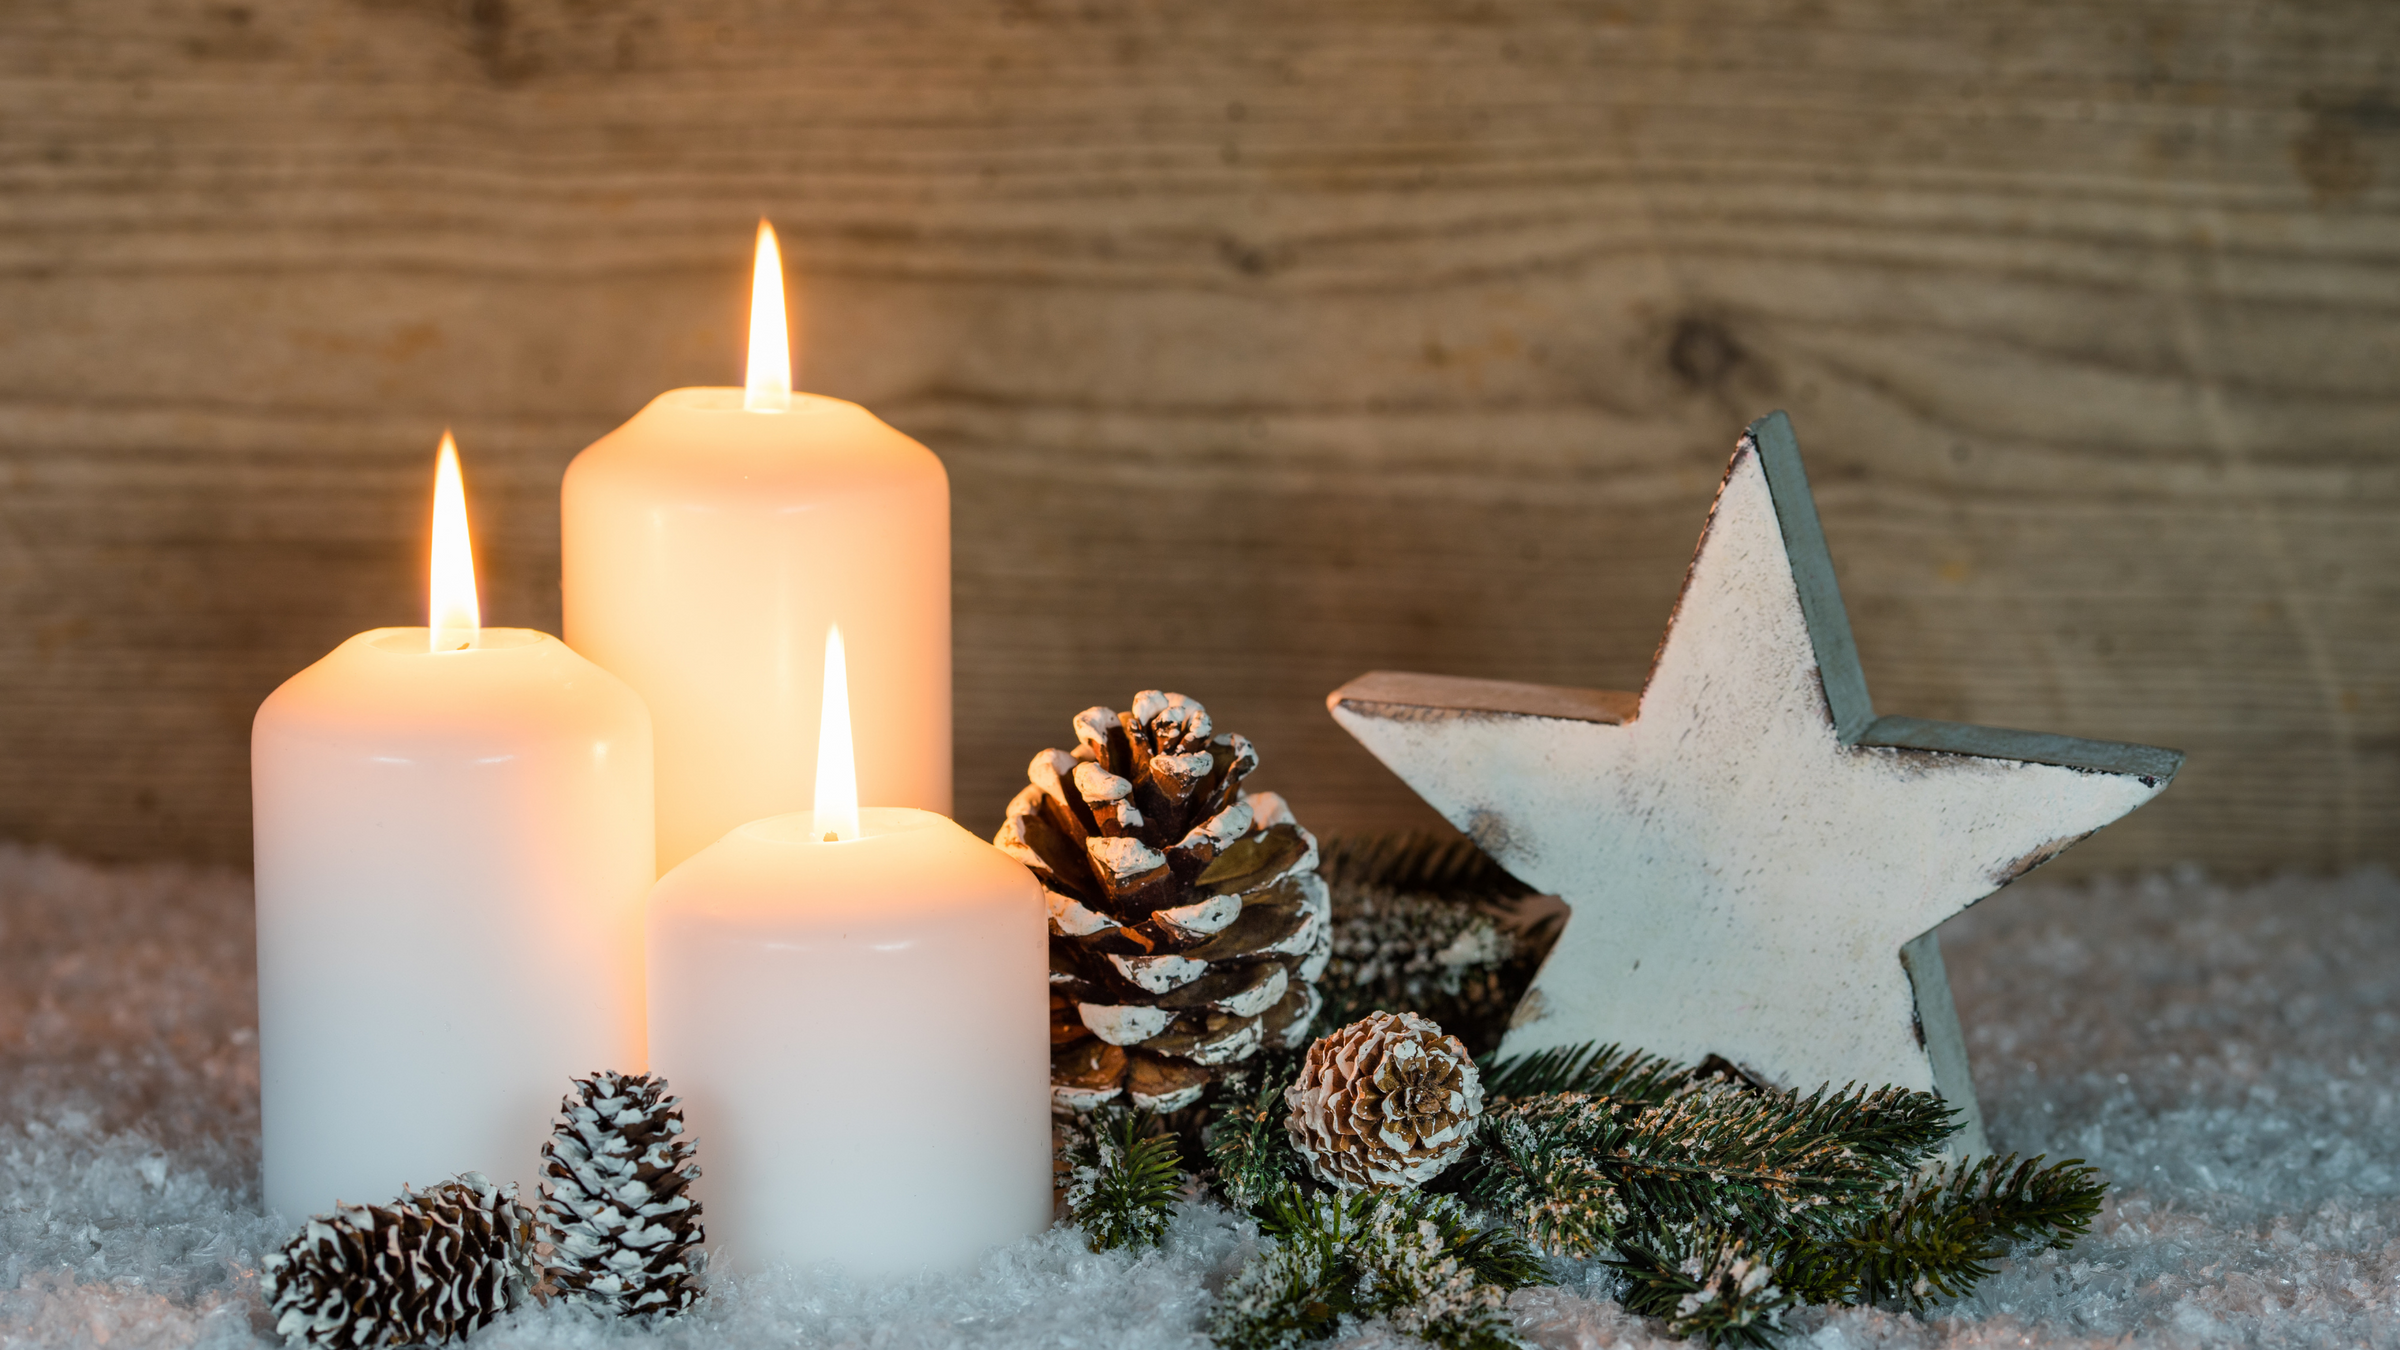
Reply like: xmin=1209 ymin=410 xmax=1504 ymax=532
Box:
xmin=1329 ymin=413 xmax=2180 ymax=1148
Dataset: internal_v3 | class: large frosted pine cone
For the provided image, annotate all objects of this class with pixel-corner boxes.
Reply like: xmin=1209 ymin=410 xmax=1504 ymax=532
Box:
xmin=261 ymin=1173 xmax=533 ymax=1347
xmin=1284 ymin=1011 xmax=1484 ymax=1190
xmin=998 ymin=691 xmax=1328 ymax=1116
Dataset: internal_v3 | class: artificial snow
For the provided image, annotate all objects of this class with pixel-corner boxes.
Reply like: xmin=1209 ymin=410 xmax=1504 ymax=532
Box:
xmin=1 ymin=844 xmax=2394 ymax=1347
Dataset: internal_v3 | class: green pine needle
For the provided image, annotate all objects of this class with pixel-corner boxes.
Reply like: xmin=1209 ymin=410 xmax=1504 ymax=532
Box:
xmin=1612 ymin=1230 xmax=1797 ymax=1349
xmin=1216 ymin=1186 xmax=1536 ymax=1350
xmin=1212 ymin=1225 xmax=1346 ymax=1350
xmin=1478 ymin=1042 xmax=1690 ymax=1104
xmin=1207 ymin=1057 xmax=1304 ymax=1213
xmin=1777 ymin=1153 xmax=2107 ymax=1310
xmin=1062 ymin=1107 xmax=1184 ymax=1252
xmin=1464 ymin=1080 xmax=1956 ymax=1255
xmin=1461 ymin=1111 xmax=1632 ymax=1259
xmin=1197 ymin=1013 xmax=2103 ymax=1350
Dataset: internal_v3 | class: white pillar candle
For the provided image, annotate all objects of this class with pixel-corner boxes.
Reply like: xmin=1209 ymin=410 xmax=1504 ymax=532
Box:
xmin=646 ymin=629 xmax=1047 ymax=1276
xmin=252 ymin=434 xmax=653 ymax=1222
xmin=562 ymin=221 xmax=950 ymax=873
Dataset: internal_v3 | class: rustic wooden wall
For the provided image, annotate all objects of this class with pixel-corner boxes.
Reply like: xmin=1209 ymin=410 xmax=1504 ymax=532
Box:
xmin=2 ymin=0 xmax=2393 ymax=875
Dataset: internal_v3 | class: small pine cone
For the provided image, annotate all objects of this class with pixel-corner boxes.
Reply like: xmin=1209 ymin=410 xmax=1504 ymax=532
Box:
xmin=261 ymin=1172 xmax=532 ymax=1347
xmin=1284 ymin=1011 xmax=1484 ymax=1190
xmin=537 ymin=1071 xmax=704 ymax=1317
xmin=1002 ymin=691 xmax=1330 ymax=1115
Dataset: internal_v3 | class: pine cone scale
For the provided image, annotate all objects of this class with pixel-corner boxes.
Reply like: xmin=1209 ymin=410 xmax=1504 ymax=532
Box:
xmin=1156 ymin=959 xmax=1286 ymax=1016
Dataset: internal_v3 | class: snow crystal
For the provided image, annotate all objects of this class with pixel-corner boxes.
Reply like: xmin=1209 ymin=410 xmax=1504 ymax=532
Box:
xmin=2 ymin=843 xmax=2395 ymax=1347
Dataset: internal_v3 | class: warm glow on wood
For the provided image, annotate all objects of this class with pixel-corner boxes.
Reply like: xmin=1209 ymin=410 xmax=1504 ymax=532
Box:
xmin=744 ymin=219 xmax=793 ymax=413
xmin=428 ymin=431 xmax=480 ymax=652
xmin=813 ymin=623 xmax=859 ymax=840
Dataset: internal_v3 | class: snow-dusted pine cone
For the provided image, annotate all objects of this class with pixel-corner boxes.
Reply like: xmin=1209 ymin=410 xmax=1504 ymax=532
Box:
xmin=261 ymin=1172 xmax=533 ymax=1347
xmin=537 ymin=1071 xmax=704 ymax=1317
xmin=998 ymin=691 xmax=1328 ymax=1115
xmin=1284 ymin=1011 xmax=1485 ymax=1190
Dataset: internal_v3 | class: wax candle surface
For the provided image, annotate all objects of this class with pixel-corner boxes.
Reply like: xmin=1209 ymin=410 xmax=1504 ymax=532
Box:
xmin=252 ymin=627 xmax=653 ymax=1220
xmin=561 ymin=389 xmax=950 ymax=871
xmin=647 ymin=808 xmax=1048 ymax=1276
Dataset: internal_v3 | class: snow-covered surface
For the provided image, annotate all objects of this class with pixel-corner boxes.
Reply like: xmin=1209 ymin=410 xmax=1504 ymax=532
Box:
xmin=2 ymin=845 xmax=2394 ymax=1347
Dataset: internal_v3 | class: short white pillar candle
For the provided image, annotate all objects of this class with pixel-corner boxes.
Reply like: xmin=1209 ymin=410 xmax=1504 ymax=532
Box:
xmin=251 ymin=435 xmax=654 ymax=1222
xmin=647 ymin=808 xmax=1049 ymax=1275
xmin=647 ymin=630 xmax=1047 ymax=1275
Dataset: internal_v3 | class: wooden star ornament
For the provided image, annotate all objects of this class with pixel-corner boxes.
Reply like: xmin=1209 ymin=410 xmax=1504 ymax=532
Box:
xmin=1328 ymin=412 xmax=2181 ymax=1151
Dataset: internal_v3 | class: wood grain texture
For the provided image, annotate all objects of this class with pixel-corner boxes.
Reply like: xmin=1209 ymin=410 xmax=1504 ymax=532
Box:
xmin=0 ymin=0 xmax=2393 ymax=873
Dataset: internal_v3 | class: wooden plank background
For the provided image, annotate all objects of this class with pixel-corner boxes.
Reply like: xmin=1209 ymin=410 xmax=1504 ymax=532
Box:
xmin=0 ymin=0 xmax=2392 ymax=876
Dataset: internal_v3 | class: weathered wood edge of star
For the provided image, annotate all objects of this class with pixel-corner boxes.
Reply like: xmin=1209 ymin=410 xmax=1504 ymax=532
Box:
xmin=1325 ymin=411 xmax=2185 ymax=1153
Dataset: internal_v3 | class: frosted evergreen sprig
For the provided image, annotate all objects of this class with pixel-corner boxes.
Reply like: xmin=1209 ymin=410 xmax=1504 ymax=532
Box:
xmin=1206 ymin=1054 xmax=1304 ymax=1211
xmin=1476 ymin=1041 xmax=1691 ymax=1104
xmin=1211 ymin=1187 xmax=1539 ymax=1350
xmin=1612 ymin=1229 xmax=1797 ymax=1349
xmin=1459 ymin=1078 xmax=1954 ymax=1254
xmin=1772 ymin=1152 xmax=2107 ymax=1310
xmin=1194 ymin=841 xmax=2115 ymax=1350
xmin=1061 ymin=1106 xmax=1184 ymax=1251
xmin=1461 ymin=1109 xmax=1631 ymax=1259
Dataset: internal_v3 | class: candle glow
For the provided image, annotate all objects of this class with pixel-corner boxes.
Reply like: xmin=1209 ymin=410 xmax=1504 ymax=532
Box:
xmin=428 ymin=431 xmax=480 ymax=652
xmin=743 ymin=220 xmax=793 ymax=414
xmin=813 ymin=624 xmax=860 ymax=842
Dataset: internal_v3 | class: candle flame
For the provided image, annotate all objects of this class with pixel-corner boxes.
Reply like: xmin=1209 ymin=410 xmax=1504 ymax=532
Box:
xmin=744 ymin=219 xmax=793 ymax=413
xmin=813 ymin=623 xmax=859 ymax=841
xmin=428 ymin=431 xmax=480 ymax=652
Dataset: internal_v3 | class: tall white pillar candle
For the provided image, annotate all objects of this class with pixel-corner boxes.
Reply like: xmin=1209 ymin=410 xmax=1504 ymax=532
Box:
xmin=646 ymin=631 xmax=1047 ymax=1275
xmin=252 ymin=435 xmax=654 ymax=1221
xmin=562 ymin=222 xmax=949 ymax=873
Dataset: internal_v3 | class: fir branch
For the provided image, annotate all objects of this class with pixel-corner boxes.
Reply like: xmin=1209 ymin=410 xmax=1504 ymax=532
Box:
xmin=1254 ymin=1186 xmax=1540 ymax=1291
xmin=1459 ymin=1076 xmax=1960 ymax=1267
xmin=1932 ymin=1153 xmax=2106 ymax=1248
xmin=1060 ymin=1107 xmax=1184 ymax=1252
xmin=1777 ymin=1153 xmax=2107 ymax=1310
xmin=1460 ymin=1110 xmax=1632 ymax=1259
xmin=1207 ymin=1058 xmax=1304 ymax=1212
xmin=1445 ymin=1221 xmax=1547 ymax=1295
xmin=1611 ymin=1230 xmax=1796 ymax=1349
xmin=1216 ymin=1187 xmax=1535 ymax=1350
xmin=1478 ymin=1042 xmax=1690 ymax=1104
xmin=1478 ymin=1084 xmax=1935 ymax=1240
xmin=1782 ymin=1083 xmax=1963 ymax=1178
xmin=1213 ymin=1226 xmax=1345 ymax=1350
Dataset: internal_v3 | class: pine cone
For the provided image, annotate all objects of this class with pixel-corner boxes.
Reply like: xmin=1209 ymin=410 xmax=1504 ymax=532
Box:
xmin=261 ymin=1172 xmax=533 ymax=1347
xmin=997 ymin=691 xmax=1329 ymax=1115
xmin=1284 ymin=1011 xmax=1484 ymax=1190
xmin=537 ymin=1071 xmax=704 ymax=1317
